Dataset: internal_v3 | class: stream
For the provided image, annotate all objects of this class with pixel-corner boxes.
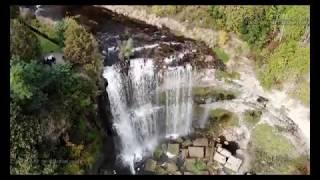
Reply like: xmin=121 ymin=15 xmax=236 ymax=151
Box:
xmin=33 ymin=5 xmax=310 ymax=175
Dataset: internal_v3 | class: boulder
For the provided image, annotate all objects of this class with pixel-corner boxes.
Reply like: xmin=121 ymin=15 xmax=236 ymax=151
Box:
xmin=176 ymin=137 xmax=184 ymax=143
xmin=219 ymin=148 xmax=232 ymax=158
xmin=167 ymin=144 xmax=180 ymax=156
xmin=174 ymin=171 xmax=182 ymax=175
xmin=182 ymin=139 xmax=193 ymax=148
xmin=144 ymin=159 xmax=157 ymax=172
xmin=213 ymin=152 xmax=227 ymax=165
xmin=224 ymin=155 xmax=242 ymax=172
xmin=181 ymin=149 xmax=188 ymax=159
xmin=185 ymin=159 xmax=196 ymax=172
xmin=184 ymin=172 xmax=193 ymax=175
xmin=167 ymin=162 xmax=178 ymax=172
xmin=188 ymin=146 xmax=204 ymax=158
xmin=155 ymin=165 xmax=167 ymax=175
xmin=193 ymin=138 xmax=209 ymax=147
xmin=205 ymin=147 xmax=212 ymax=159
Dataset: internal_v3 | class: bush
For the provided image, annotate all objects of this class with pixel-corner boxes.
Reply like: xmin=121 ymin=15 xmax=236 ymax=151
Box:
xmin=208 ymin=108 xmax=239 ymax=133
xmin=218 ymin=30 xmax=229 ymax=46
xmin=243 ymin=110 xmax=262 ymax=128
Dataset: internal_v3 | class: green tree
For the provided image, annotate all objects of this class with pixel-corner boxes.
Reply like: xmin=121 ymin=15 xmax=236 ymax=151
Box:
xmin=10 ymin=19 xmax=41 ymax=61
xmin=63 ymin=18 xmax=100 ymax=65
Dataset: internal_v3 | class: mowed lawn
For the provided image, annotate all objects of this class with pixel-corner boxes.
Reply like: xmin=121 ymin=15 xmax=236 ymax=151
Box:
xmin=36 ymin=34 xmax=61 ymax=54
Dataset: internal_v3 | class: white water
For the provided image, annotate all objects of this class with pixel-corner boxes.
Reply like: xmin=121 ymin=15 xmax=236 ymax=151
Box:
xmin=103 ymin=58 xmax=193 ymax=173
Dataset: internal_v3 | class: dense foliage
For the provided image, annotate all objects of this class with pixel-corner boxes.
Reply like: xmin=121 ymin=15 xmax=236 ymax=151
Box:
xmin=10 ymin=12 xmax=103 ymax=174
xmin=64 ymin=18 xmax=100 ymax=65
xmin=149 ymin=5 xmax=310 ymax=104
xmin=10 ymin=20 xmax=41 ymax=61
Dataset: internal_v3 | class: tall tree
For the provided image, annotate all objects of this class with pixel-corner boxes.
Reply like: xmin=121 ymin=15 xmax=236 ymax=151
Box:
xmin=10 ymin=20 xmax=41 ymax=61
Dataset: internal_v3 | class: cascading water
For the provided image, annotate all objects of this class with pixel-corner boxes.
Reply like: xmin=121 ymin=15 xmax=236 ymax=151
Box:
xmin=103 ymin=58 xmax=193 ymax=174
xmin=162 ymin=65 xmax=193 ymax=137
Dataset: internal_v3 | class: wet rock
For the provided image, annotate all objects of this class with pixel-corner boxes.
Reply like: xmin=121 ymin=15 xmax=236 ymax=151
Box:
xmin=188 ymin=146 xmax=204 ymax=158
xmin=257 ymin=96 xmax=268 ymax=103
xmin=167 ymin=144 xmax=180 ymax=156
xmin=185 ymin=159 xmax=196 ymax=172
xmin=167 ymin=162 xmax=178 ymax=172
xmin=155 ymin=165 xmax=167 ymax=175
xmin=181 ymin=149 xmax=188 ymax=159
xmin=153 ymin=146 xmax=164 ymax=160
xmin=222 ymin=140 xmax=240 ymax=156
xmin=182 ymin=139 xmax=192 ymax=148
xmin=175 ymin=137 xmax=184 ymax=144
xmin=144 ymin=159 xmax=157 ymax=172
xmin=193 ymin=138 xmax=208 ymax=147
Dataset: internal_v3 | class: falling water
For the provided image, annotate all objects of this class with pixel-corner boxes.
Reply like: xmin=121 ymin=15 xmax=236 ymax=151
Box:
xmin=162 ymin=65 xmax=193 ymax=137
xmin=103 ymin=58 xmax=193 ymax=174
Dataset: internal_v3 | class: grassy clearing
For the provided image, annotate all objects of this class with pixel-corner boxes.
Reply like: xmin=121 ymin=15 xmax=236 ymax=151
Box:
xmin=249 ymin=123 xmax=308 ymax=174
xmin=36 ymin=34 xmax=61 ymax=54
xmin=207 ymin=108 xmax=239 ymax=133
xmin=251 ymin=123 xmax=296 ymax=157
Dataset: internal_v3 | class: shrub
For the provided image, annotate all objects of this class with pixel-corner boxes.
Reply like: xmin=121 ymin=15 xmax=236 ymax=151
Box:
xmin=243 ymin=110 xmax=262 ymax=128
xmin=218 ymin=30 xmax=229 ymax=46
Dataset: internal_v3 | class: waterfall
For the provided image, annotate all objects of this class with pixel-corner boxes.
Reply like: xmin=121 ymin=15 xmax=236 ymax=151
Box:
xmin=162 ymin=65 xmax=193 ymax=137
xmin=103 ymin=58 xmax=193 ymax=174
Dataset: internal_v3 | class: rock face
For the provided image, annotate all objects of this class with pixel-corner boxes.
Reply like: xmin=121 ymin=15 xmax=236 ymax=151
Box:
xmin=193 ymin=138 xmax=209 ymax=147
xmin=167 ymin=143 xmax=180 ymax=156
xmin=188 ymin=146 xmax=204 ymax=158
xmin=145 ymin=159 xmax=157 ymax=172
